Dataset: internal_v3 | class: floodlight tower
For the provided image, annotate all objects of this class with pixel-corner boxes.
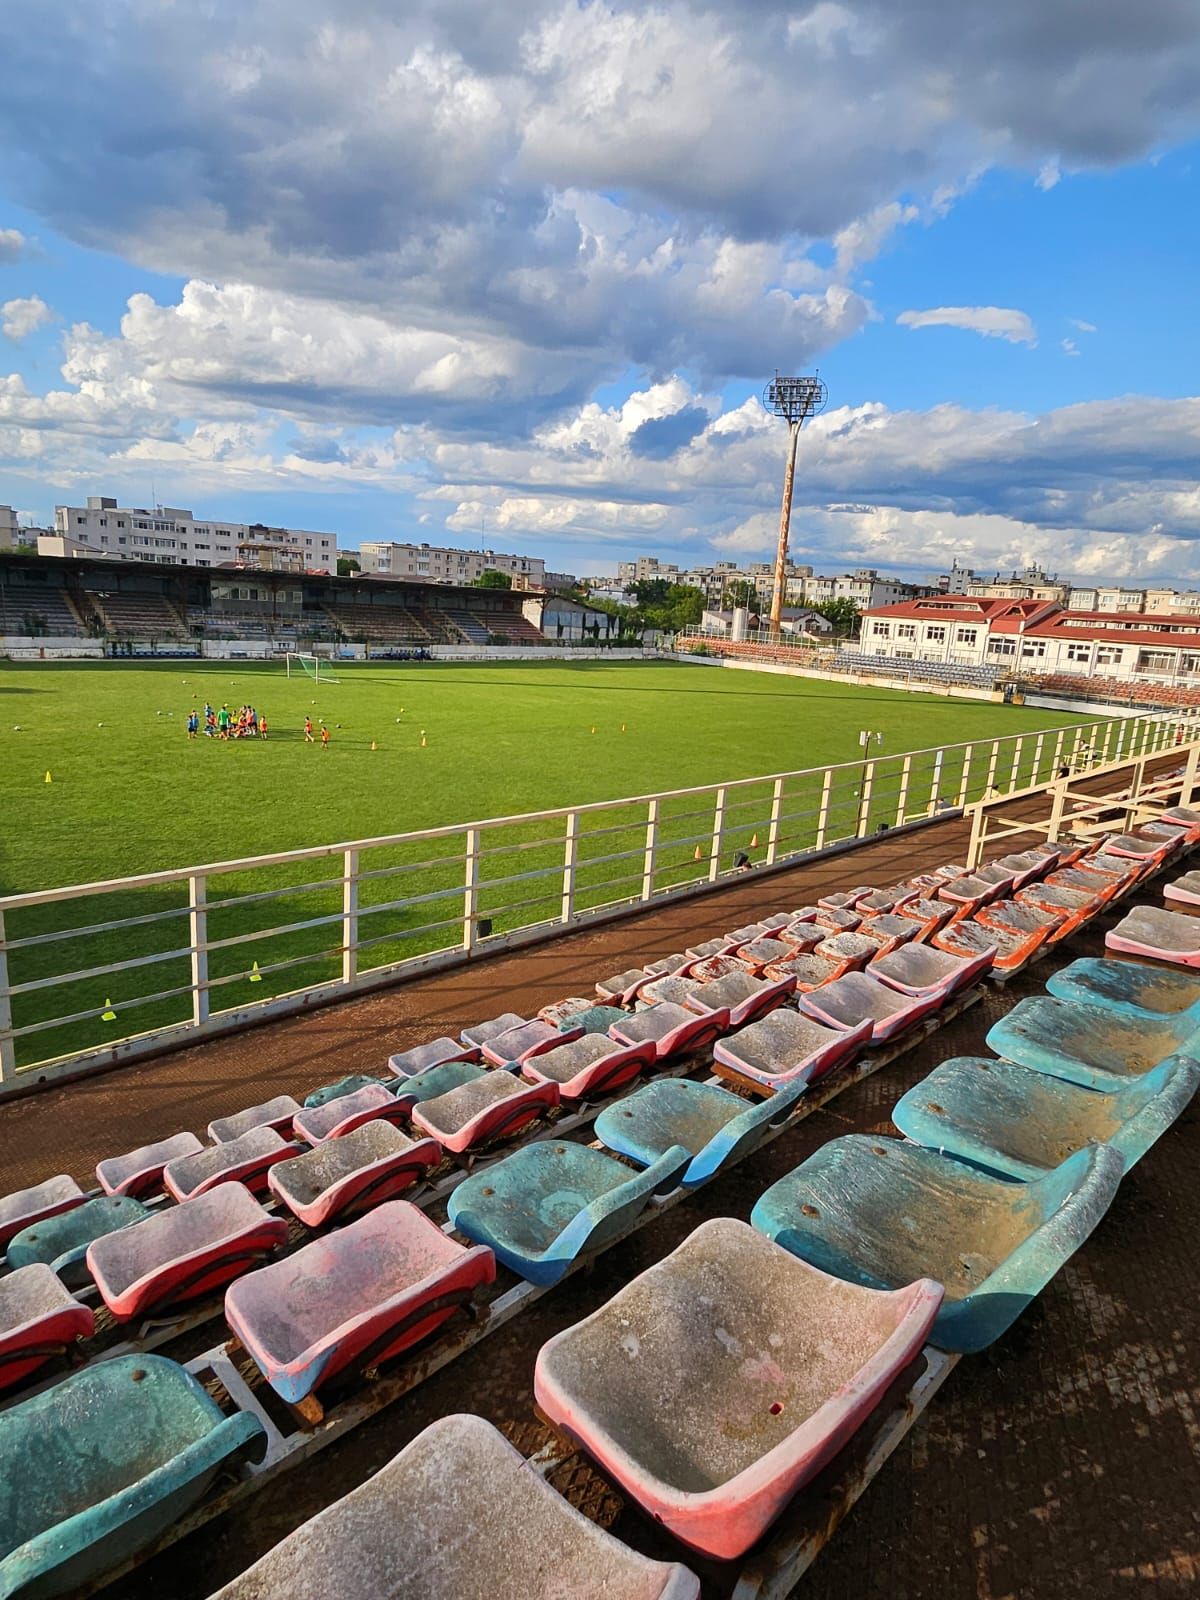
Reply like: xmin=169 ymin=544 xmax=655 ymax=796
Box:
xmin=763 ymin=372 xmax=828 ymax=631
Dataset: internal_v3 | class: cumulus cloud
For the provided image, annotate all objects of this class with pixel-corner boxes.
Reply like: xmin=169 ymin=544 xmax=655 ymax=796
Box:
xmin=1 ymin=295 xmax=54 ymax=340
xmin=1061 ymin=338 xmax=1080 ymax=357
xmin=0 ymin=228 xmax=26 ymax=264
xmin=897 ymin=306 xmax=1038 ymax=345
xmin=1070 ymin=318 xmax=1098 ymax=333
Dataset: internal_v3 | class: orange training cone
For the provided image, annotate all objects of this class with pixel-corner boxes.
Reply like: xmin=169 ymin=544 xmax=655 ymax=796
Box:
xmin=750 ymin=833 xmax=759 ymax=847
xmin=694 ymin=845 xmax=703 ymax=861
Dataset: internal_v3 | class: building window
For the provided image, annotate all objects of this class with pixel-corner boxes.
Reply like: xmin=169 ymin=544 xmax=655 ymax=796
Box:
xmin=1137 ymin=650 xmax=1175 ymax=674
xmin=926 ymin=626 xmax=946 ymax=643
xmin=872 ymin=622 xmax=890 ymax=638
xmin=76 ymin=516 xmax=85 ymax=525
xmin=896 ymin=624 xmax=916 ymax=640
xmin=1065 ymin=642 xmax=1091 ymax=663
xmin=954 ymin=628 xmax=977 ymax=645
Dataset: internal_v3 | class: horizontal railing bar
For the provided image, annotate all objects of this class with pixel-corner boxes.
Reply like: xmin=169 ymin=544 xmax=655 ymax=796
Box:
xmin=11 ymin=983 xmax=200 ymax=1038
xmin=354 ymin=917 xmax=464 ymax=956
xmin=6 ymin=944 xmax=195 ymax=998
xmin=2 ymin=903 xmax=191 ymax=953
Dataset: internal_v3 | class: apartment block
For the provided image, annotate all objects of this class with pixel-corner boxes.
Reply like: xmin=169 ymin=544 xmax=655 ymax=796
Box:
xmin=360 ymin=541 xmax=546 ymax=587
xmin=51 ymin=497 xmax=337 ymax=573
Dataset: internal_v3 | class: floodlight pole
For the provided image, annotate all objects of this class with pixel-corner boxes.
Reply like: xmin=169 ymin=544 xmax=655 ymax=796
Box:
xmin=770 ymin=420 xmax=802 ymax=633
xmin=763 ymin=373 xmax=828 ymax=633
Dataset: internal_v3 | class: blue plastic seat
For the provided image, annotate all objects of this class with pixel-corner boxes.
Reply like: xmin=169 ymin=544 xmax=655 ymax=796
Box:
xmin=391 ymin=1059 xmax=510 ymax=1114
xmin=0 ymin=1354 xmax=263 ymax=1599
xmin=987 ymin=995 xmax=1200 ymax=1090
xmin=594 ymin=1077 xmax=805 ymax=1189
xmin=6 ymin=1196 xmax=150 ymax=1289
xmin=447 ymin=1141 xmax=690 ymax=1285
xmin=892 ymin=1054 xmax=1200 ymax=1179
xmin=751 ymin=1136 xmax=1123 ymax=1352
xmin=1045 ymin=956 xmax=1200 ymax=1024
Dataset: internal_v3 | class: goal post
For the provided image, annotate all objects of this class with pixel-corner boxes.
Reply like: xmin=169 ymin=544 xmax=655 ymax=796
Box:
xmin=285 ymin=652 xmax=339 ymax=684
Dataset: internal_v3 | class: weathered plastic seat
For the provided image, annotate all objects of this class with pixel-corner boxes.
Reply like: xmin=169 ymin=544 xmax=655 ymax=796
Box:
xmin=410 ymin=1072 xmax=559 ymax=1155
xmin=208 ymin=1096 xmax=301 ymax=1145
xmin=1046 ymin=956 xmax=1200 ymax=1022
xmin=1162 ymin=872 xmax=1200 ymax=908
xmin=595 ymin=968 xmax=653 ymax=1006
xmin=608 ymin=1001 xmax=729 ymax=1061
xmin=1014 ymin=883 xmax=1096 ymax=939
xmin=563 ymin=1004 xmax=630 ymax=1034
xmin=936 ymin=875 xmax=995 ymax=914
xmin=637 ymin=974 xmax=704 ymax=1009
xmin=6 ymin=1196 xmax=150 ymax=1289
xmin=995 ymin=851 xmax=1055 ymax=889
xmin=684 ymin=936 xmax=738 ymax=961
xmin=481 ymin=1017 xmax=581 ymax=1066
xmin=684 ymin=969 xmax=794 ymax=1028
xmin=1106 ymin=904 xmax=1200 ymax=967
xmin=88 ymin=1183 xmax=287 ymax=1322
xmin=0 ymin=1355 xmax=264 ymax=1600
xmin=447 ymin=1141 xmax=690 ymax=1285
xmin=752 ymin=1136 xmax=1123 ymax=1352
xmin=292 ymin=1083 xmax=408 ymax=1143
xmin=812 ymin=905 xmax=861 ymax=932
xmin=595 ymin=1077 xmax=805 ymax=1189
xmin=763 ymin=951 xmax=847 ymax=990
xmin=163 ymin=1127 xmax=296 ymax=1201
xmin=225 ymin=1202 xmax=494 ymax=1408
xmin=1046 ymin=865 xmax=1122 ymax=903
xmin=966 ymin=902 xmax=1054 ymax=971
xmin=303 ymin=1074 xmax=382 ymax=1107
xmin=534 ymin=1217 xmax=941 ymax=1559
xmin=776 ymin=921 xmax=826 ymax=952
xmin=460 ymin=1012 xmax=527 ymax=1050
xmin=1161 ymin=804 xmax=1200 ymax=840
xmin=386 ymin=1036 xmax=479 ymax=1077
xmin=206 ymin=1413 xmax=699 ymax=1600
xmin=687 ymin=953 xmax=754 ymax=983
xmin=1104 ymin=832 xmax=1178 ymax=861
xmin=644 ymin=952 xmax=693 ymax=978
xmin=869 ymin=942 xmax=991 ymax=999
xmin=894 ymin=896 xmax=954 ymax=938
xmin=857 ymin=888 xmax=911 ymax=914
xmin=730 ymin=937 xmax=792 ymax=975
xmin=390 ymin=1057 xmax=497 ymax=1113
xmin=986 ymin=995 xmax=1200 ymax=1090
xmin=0 ymin=1176 xmax=86 ymax=1252
xmin=930 ymin=918 xmax=1002 ymax=960
xmin=536 ymin=996 xmax=594 ymax=1028
xmin=0 ymin=1265 xmax=94 ymax=1393
xmin=96 ymin=1132 xmax=205 ymax=1198
xmin=818 ymin=887 xmax=872 ymax=911
xmin=814 ymin=932 xmax=884 ymax=972
xmin=713 ymin=1007 xmax=871 ymax=1088
xmin=975 ymin=864 xmax=1018 ymax=893
xmin=269 ymin=1122 xmax=442 ymax=1227
xmin=520 ymin=1034 xmax=657 ymax=1103
xmin=800 ymin=971 xmax=944 ymax=1044
xmin=893 ymin=1054 xmax=1200 ymax=1180
xmin=853 ymin=914 xmax=917 ymax=956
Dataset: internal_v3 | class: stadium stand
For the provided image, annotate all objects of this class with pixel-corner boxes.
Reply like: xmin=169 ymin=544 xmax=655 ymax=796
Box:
xmin=1026 ymin=672 xmax=1200 ymax=710
xmin=1 ymin=791 xmax=1195 ymax=1595
xmin=322 ymin=601 xmax=434 ymax=645
xmin=87 ymin=591 xmax=189 ymax=641
xmin=676 ymin=635 xmax=1002 ymax=689
xmin=479 ymin=611 xmax=546 ymax=645
xmin=437 ymin=605 xmax=492 ymax=644
xmin=0 ymin=584 xmax=82 ymax=637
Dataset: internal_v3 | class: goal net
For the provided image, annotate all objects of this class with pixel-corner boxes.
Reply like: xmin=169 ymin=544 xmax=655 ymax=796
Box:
xmin=285 ymin=652 xmax=339 ymax=684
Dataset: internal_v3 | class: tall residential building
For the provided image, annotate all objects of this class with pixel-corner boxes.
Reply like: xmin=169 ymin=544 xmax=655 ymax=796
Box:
xmin=50 ymin=497 xmax=337 ymax=572
xmin=359 ymin=540 xmax=546 ymax=586
xmin=617 ymin=556 xmax=681 ymax=586
xmin=0 ymin=505 xmax=20 ymax=550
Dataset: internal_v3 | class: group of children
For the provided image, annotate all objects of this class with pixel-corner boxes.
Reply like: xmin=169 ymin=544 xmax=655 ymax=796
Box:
xmin=187 ymin=703 xmax=269 ymax=741
xmin=185 ymin=702 xmax=331 ymax=746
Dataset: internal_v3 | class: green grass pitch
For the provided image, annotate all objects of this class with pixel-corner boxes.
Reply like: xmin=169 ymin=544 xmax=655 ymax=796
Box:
xmin=0 ymin=657 xmax=1087 ymax=1069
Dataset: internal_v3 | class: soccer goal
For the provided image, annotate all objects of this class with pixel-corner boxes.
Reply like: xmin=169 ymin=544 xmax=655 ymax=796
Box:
xmin=285 ymin=652 xmax=339 ymax=684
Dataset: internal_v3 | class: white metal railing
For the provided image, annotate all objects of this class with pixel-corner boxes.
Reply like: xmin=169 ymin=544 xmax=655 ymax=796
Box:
xmin=0 ymin=710 xmax=1191 ymax=1090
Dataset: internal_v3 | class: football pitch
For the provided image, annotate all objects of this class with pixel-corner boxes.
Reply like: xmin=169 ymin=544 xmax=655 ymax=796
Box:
xmin=1 ymin=657 xmax=1089 ymax=1069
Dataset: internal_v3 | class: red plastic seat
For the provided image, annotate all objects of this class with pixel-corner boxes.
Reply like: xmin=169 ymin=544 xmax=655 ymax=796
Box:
xmin=608 ymin=1002 xmax=729 ymax=1061
xmin=208 ymin=1095 xmax=302 ymax=1145
xmin=269 ymin=1123 xmax=443 ymax=1228
xmin=685 ymin=969 xmax=795 ymax=1029
xmin=96 ymin=1132 xmax=205 ymax=1199
xmin=800 ymin=971 xmax=944 ymax=1044
xmin=163 ymin=1127 xmax=297 ymax=1201
xmin=386 ymin=1036 xmax=480 ymax=1077
xmin=0 ymin=1177 xmax=87 ymax=1251
xmin=0 ymin=1265 xmax=94 ymax=1393
xmin=292 ymin=1084 xmax=409 ymax=1143
xmin=481 ymin=1017 xmax=582 ymax=1066
xmin=410 ymin=1073 xmax=559 ymax=1155
xmin=521 ymin=1035 xmax=657 ymax=1103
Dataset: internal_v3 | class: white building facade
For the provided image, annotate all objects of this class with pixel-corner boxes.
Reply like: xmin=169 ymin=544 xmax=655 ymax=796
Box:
xmin=359 ymin=540 xmax=545 ymax=586
xmin=52 ymin=497 xmax=337 ymax=572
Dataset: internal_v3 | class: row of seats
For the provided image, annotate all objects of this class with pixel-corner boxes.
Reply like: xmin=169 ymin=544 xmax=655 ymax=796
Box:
xmin=89 ymin=592 xmax=189 ymax=640
xmin=0 ymin=587 xmax=82 ymax=637
xmin=0 ymin=804 xmax=1193 ymax=1595
xmin=1030 ymin=672 xmax=1200 ymax=709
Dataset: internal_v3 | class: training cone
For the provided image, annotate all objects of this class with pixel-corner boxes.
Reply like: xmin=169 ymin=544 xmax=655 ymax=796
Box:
xmin=44 ymin=770 xmax=52 ymax=784
xmin=590 ymin=726 xmax=596 ymax=734
xmin=371 ymin=740 xmax=377 ymax=751
xmin=621 ymin=723 xmax=626 ymax=732
xmin=420 ymin=732 xmax=427 ymax=748
xmin=693 ymin=845 xmax=703 ymax=861
xmin=249 ymin=961 xmax=263 ymax=984
xmin=100 ymin=999 xmax=117 ymax=1023
xmin=750 ymin=833 xmax=759 ymax=847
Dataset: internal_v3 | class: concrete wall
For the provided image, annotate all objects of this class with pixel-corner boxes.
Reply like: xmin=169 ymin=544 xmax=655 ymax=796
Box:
xmin=0 ymin=635 xmax=105 ymax=658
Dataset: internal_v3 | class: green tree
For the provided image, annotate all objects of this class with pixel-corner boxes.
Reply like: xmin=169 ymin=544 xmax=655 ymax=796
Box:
xmin=722 ymin=578 xmax=756 ymax=609
xmin=627 ymin=577 xmax=670 ymax=609
xmin=474 ymin=569 xmax=513 ymax=589
xmin=336 ymin=556 xmax=361 ymax=576
xmin=810 ymin=597 xmax=860 ymax=635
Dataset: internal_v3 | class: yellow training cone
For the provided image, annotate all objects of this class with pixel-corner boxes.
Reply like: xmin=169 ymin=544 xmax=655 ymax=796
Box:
xmin=590 ymin=726 xmax=596 ymax=734
xmin=249 ymin=960 xmax=263 ymax=983
xmin=621 ymin=723 xmax=626 ymax=732
xmin=693 ymin=845 xmax=703 ymax=861
xmin=101 ymin=998 xmax=117 ymax=1022
xmin=44 ymin=770 xmax=52 ymax=784
xmin=370 ymin=740 xmax=378 ymax=751
xmin=750 ymin=833 xmax=759 ymax=847
xmin=420 ymin=732 xmax=427 ymax=748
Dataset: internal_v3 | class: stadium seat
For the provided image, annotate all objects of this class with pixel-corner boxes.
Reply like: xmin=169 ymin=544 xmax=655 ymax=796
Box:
xmin=533 ymin=1217 xmax=941 ymax=1559
xmin=776 ymin=921 xmax=827 ymax=952
xmin=994 ymin=851 xmax=1056 ymax=889
xmin=559 ymin=1004 xmax=629 ymax=1034
xmin=857 ymin=888 xmax=912 ymax=914
xmin=97 ymin=1132 xmax=205 ymax=1198
xmin=88 ymin=1184 xmax=287 ymax=1322
xmin=818 ymin=887 xmax=873 ymax=911
xmin=608 ymin=1001 xmax=729 ymax=1060
xmin=1164 ymin=869 xmax=1200 ymax=906
xmin=595 ymin=968 xmax=653 ymax=1006
xmin=225 ymin=1202 xmax=495 ymax=1409
xmin=447 ymin=1141 xmax=689 ymax=1286
xmin=0 ymin=1355 xmax=264 ymax=1600
xmin=688 ymin=952 xmax=754 ymax=983
xmin=481 ymin=1017 xmax=581 ymax=1066
xmin=713 ymin=1007 xmax=872 ymax=1088
xmin=386 ymin=1037 xmax=480 ymax=1077
xmin=303 ymin=1074 xmax=383 ymax=1107
xmin=0 ymin=1265 xmax=94 ymax=1393
xmin=205 ymin=1414 xmax=699 ymax=1600
xmin=853 ymin=914 xmax=918 ymax=956
xmin=536 ymin=996 xmax=595 ymax=1027
xmin=208 ymin=1096 xmax=302 ymax=1145
xmin=751 ymin=1136 xmax=1122 ymax=1352
xmin=291 ymin=1083 xmax=409 ymax=1143
xmin=410 ymin=1072 xmax=559 ymax=1156
xmin=1104 ymin=832 xmax=1179 ymax=863
xmin=1107 ymin=905 xmax=1200 ymax=966
xmin=1161 ymin=804 xmax=1200 ymax=840
xmin=269 ymin=1122 xmax=442 ymax=1228
xmin=637 ymin=973 xmax=704 ymax=1008
xmin=929 ymin=917 xmax=1003 ymax=960
xmin=684 ymin=969 xmax=795 ymax=1028
xmin=163 ymin=1127 xmax=297 ymax=1201
xmin=731 ymin=936 xmax=795 ymax=974
xmin=1046 ymin=864 xmax=1123 ymax=904
xmin=459 ymin=1012 xmax=528 ymax=1050
xmin=893 ymin=896 xmax=954 ymax=939
xmin=892 ymin=1054 xmax=1200 ymax=1180
xmin=987 ymin=995 xmax=1200 ymax=1090
xmin=683 ymin=936 xmax=739 ymax=961
xmin=595 ymin=1078 xmax=806 ymax=1189
xmin=1046 ymin=956 xmax=1200 ymax=1022
xmin=6 ymin=1195 xmax=149 ymax=1289
xmin=764 ymin=950 xmax=846 ymax=989
xmin=0 ymin=1176 xmax=87 ymax=1252
xmin=390 ymin=1058 xmax=503 ymax=1113
xmin=800 ymin=971 xmax=945 ymax=1044
xmin=869 ymin=942 xmax=992 ymax=999
xmin=813 ymin=931 xmax=882 ymax=973
xmin=968 ymin=902 xmax=1056 ymax=970
xmin=643 ymin=953 xmax=693 ymax=978
xmin=1014 ymin=882 xmax=1098 ymax=940
xmin=813 ymin=905 xmax=862 ymax=932
xmin=519 ymin=1035 xmax=657 ymax=1103
xmin=935 ymin=875 xmax=995 ymax=916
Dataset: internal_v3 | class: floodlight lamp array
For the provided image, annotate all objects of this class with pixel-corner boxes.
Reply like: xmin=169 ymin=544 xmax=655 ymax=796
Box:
xmin=763 ymin=374 xmax=828 ymax=424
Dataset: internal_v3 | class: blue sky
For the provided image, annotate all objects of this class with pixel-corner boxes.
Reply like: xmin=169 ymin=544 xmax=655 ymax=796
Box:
xmin=0 ymin=2 xmax=1198 ymax=584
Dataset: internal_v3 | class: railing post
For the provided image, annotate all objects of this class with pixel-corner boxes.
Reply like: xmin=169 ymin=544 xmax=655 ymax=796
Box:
xmin=857 ymin=761 xmax=875 ymax=836
xmin=709 ymin=788 xmax=726 ymax=882
xmin=641 ymin=800 xmax=658 ymax=900
xmin=929 ymin=750 xmax=945 ymax=811
xmin=766 ymin=779 xmax=783 ymax=866
xmin=815 ymin=769 xmax=832 ymax=850
xmin=1100 ymin=721 xmax=1113 ymax=766
xmin=984 ymin=741 xmax=999 ymax=794
xmin=1051 ymin=729 xmax=1065 ymax=774
xmin=966 ymin=803 xmax=986 ymax=870
xmin=561 ymin=812 xmax=578 ymax=923
xmin=463 ymin=828 xmax=479 ymax=951
xmin=1047 ymin=779 xmax=1067 ymax=843
xmin=188 ymin=873 xmax=209 ymax=1026
xmin=1032 ymin=733 xmax=1045 ymax=786
xmin=1182 ymin=740 xmax=1200 ymax=807
xmin=1008 ymin=736 xmax=1024 ymax=792
xmin=1113 ymin=720 xmax=1127 ymax=763
xmin=0 ymin=910 xmax=14 ymax=1084
xmin=341 ymin=848 xmax=359 ymax=985
xmin=896 ymin=755 xmax=912 ymax=823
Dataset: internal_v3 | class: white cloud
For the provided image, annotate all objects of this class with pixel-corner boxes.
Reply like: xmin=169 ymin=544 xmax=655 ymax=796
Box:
xmin=1069 ymin=318 xmax=1097 ymax=333
xmin=1 ymin=294 xmax=53 ymax=340
xmin=1036 ymin=160 xmax=1062 ymax=190
xmin=0 ymin=228 xmax=26 ymax=264
xmin=897 ymin=305 xmax=1038 ymax=346
xmin=1061 ymin=337 xmax=1080 ymax=357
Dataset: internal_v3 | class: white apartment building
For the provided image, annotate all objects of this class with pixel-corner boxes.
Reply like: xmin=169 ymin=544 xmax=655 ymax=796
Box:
xmin=0 ymin=505 xmax=20 ymax=551
xmin=1065 ymin=585 xmax=1147 ymax=613
xmin=359 ymin=541 xmax=545 ymax=587
xmin=617 ymin=556 xmax=681 ymax=586
xmin=51 ymin=497 xmax=337 ymax=572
